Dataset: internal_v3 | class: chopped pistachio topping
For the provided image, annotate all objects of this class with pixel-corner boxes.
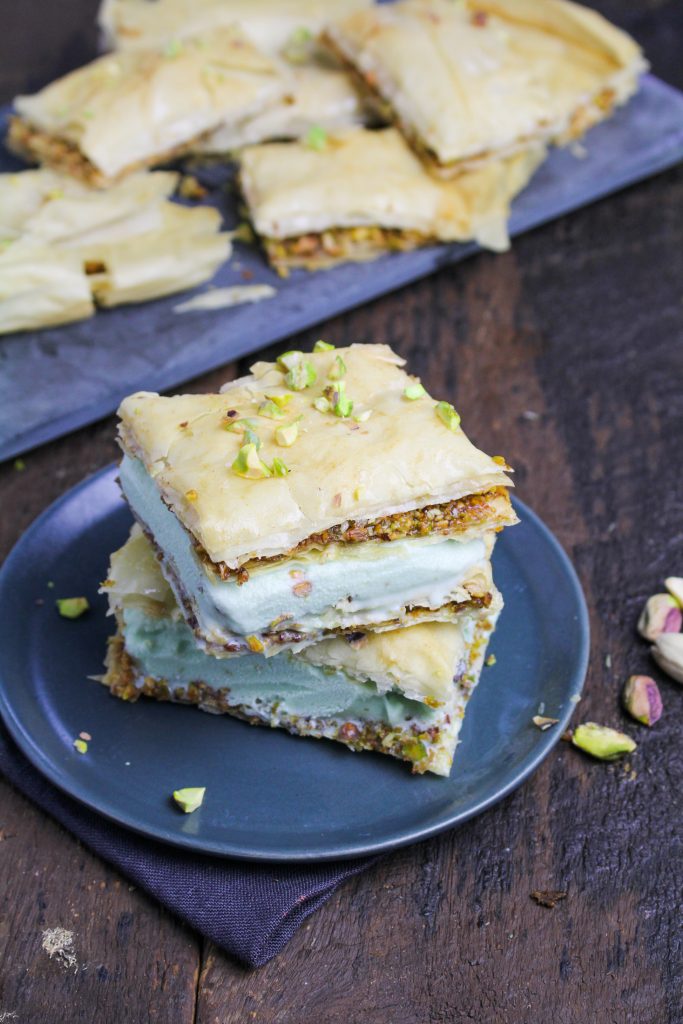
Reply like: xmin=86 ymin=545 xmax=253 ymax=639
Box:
xmin=73 ymin=738 xmax=88 ymax=754
xmin=304 ymin=125 xmax=328 ymax=151
xmin=314 ymin=396 xmax=331 ymax=413
xmin=224 ymin=417 xmax=257 ymax=434
xmin=172 ymin=787 xmax=205 ymax=813
xmin=275 ymin=420 xmax=300 ymax=447
xmin=258 ymin=399 xmax=286 ymax=420
xmin=276 ymin=350 xmax=303 ymax=372
xmin=266 ymin=394 xmax=292 ymax=410
xmin=328 ymin=355 xmax=347 ymax=381
xmin=56 ymin=597 xmax=89 ymax=619
xmin=271 ymin=457 xmax=290 ymax=477
xmin=404 ymin=383 xmax=426 ymax=400
xmin=185 ymin=489 xmax=198 ymax=502
xmin=231 ymin=443 xmax=271 ymax=479
xmin=285 ymin=360 xmax=317 ymax=391
xmin=402 ymin=739 xmax=427 ymax=762
xmin=243 ymin=427 xmax=261 ymax=449
xmin=435 ymin=401 xmax=461 ymax=432
xmin=313 ymin=340 xmax=335 ymax=352
xmin=324 ymin=382 xmax=353 ymax=418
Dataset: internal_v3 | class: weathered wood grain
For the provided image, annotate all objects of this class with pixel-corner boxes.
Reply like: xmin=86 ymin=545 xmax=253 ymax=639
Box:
xmin=1 ymin=2 xmax=682 ymax=1023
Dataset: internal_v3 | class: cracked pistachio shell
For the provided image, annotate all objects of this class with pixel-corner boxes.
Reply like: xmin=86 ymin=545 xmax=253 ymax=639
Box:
xmin=571 ymin=722 xmax=636 ymax=760
xmin=664 ymin=577 xmax=683 ymax=607
xmin=621 ymin=675 xmax=663 ymax=726
xmin=651 ymin=633 xmax=683 ymax=684
xmin=637 ymin=593 xmax=682 ymax=641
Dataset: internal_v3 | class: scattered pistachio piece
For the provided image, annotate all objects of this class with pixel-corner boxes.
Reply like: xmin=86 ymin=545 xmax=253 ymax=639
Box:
xmin=258 ymin=399 xmax=286 ymax=420
xmin=277 ymin=350 xmax=303 ymax=371
xmin=403 ymin=383 xmax=426 ymax=401
xmin=637 ymin=593 xmax=682 ymax=640
xmin=56 ymin=597 xmax=89 ymax=619
xmin=285 ymin=360 xmax=317 ymax=391
xmin=314 ymin=396 xmax=331 ymax=413
xmin=164 ymin=38 xmax=183 ymax=58
xmin=664 ymin=577 xmax=683 ymax=607
xmin=243 ymin=427 xmax=261 ymax=449
xmin=435 ymin=401 xmax=461 ymax=432
xmin=275 ymin=420 xmax=300 ymax=447
xmin=304 ymin=124 xmax=327 ymax=151
xmin=246 ymin=635 xmax=265 ymax=653
xmin=571 ymin=722 xmax=636 ymax=761
xmin=313 ymin=340 xmax=335 ymax=352
xmin=485 ymin=653 xmax=497 ymax=667
xmin=172 ymin=787 xmax=205 ymax=813
xmin=185 ymin=489 xmax=198 ymax=502
xmin=282 ymin=25 xmax=313 ymax=63
xmin=622 ymin=675 xmax=663 ymax=726
xmin=402 ymin=739 xmax=427 ymax=762
xmin=324 ymin=381 xmax=353 ymax=417
xmin=651 ymin=633 xmax=683 ymax=684
xmin=265 ymin=394 xmax=292 ymax=410
xmin=231 ymin=222 xmax=255 ymax=245
xmin=328 ymin=355 xmax=347 ymax=381
xmin=14 ymin=458 xmax=26 ymax=471
xmin=231 ymin=443 xmax=271 ymax=479
xmin=224 ymin=417 xmax=257 ymax=434
xmin=353 ymin=409 xmax=372 ymax=423
xmin=73 ymin=738 xmax=88 ymax=754
xmin=47 ymin=581 xmax=55 ymax=589
xmin=271 ymin=457 xmax=289 ymax=477
xmin=532 ymin=715 xmax=560 ymax=731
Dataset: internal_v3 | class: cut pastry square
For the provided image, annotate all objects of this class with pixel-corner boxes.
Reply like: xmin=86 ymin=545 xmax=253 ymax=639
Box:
xmin=9 ymin=26 xmax=289 ymax=186
xmin=116 ymin=341 xmax=517 ymax=657
xmin=0 ymin=240 xmax=94 ymax=335
xmin=196 ymin=65 xmax=368 ymax=154
xmin=102 ymin=525 xmax=501 ymax=776
xmin=98 ymin=0 xmax=373 ymax=58
xmin=238 ymin=127 xmax=545 ymax=272
xmin=324 ymin=0 xmax=647 ymax=177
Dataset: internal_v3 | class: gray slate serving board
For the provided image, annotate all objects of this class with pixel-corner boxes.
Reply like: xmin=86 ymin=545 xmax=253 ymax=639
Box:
xmin=1 ymin=74 xmax=682 ymax=462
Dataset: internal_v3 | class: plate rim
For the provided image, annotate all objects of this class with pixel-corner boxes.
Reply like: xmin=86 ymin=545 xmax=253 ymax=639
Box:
xmin=0 ymin=463 xmax=590 ymax=862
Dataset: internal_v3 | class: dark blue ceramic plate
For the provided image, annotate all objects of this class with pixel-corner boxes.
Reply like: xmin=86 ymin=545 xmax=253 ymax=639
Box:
xmin=0 ymin=466 xmax=588 ymax=861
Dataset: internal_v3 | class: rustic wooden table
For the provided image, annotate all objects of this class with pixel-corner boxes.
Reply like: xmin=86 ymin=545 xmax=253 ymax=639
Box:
xmin=1 ymin=3 xmax=682 ymax=1021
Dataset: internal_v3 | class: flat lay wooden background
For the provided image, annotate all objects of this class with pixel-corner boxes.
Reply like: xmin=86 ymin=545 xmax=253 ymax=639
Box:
xmin=1 ymin=2 xmax=682 ymax=1021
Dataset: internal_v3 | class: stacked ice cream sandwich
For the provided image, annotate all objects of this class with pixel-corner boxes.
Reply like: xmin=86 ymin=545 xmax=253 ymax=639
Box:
xmin=102 ymin=342 xmax=517 ymax=775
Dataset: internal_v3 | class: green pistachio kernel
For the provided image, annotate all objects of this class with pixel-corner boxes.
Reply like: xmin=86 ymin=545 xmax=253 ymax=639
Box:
xmin=314 ymin=396 xmax=331 ymax=413
xmin=243 ymin=427 xmax=261 ymax=449
xmin=73 ymin=738 xmax=88 ymax=754
xmin=14 ymin=458 xmax=26 ymax=471
xmin=258 ymin=399 xmax=286 ymax=419
xmin=304 ymin=125 xmax=328 ymax=151
xmin=231 ymin=443 xmax=271 ymax=479
xmin=435 ymin=401 xmax=461 ymax=431
xmin=275 ymin=420 xmax=300 ymax=447
xmin=403 ymin=383 xmax=426 ymax=400
xmin=328 ymin=355 xmax=347 ymax=381
xmin=402 ymin=739 xmax=427 ymax=762
xmin=276 ymin=350 xmax=303 ymax=372
xmin=571 ymin=722 xmax=637 ymax=761
xmin=271 ymin=457 xmax=290 ymax=477
xmin=313 ymin=340 xmax=335 ymax=352
xmin=285 ymin=360 xmax=317 ymax=391
xmin=325 ymin=381 xmax=353 ymax=418
xmin=56 ymin=597 xmax=89 ymax=619
xmin=172 ymin=787 xmax=205 ymax=813
xmin=224 ymin=417 xmax=257 ymax=434
xmin=265 ymin=394 xmax=292 ymax=410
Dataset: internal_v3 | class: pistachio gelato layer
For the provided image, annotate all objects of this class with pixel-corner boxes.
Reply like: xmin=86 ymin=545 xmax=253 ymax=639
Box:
xmin=103 ymin=526 xmax=499 ymax=774
xmin=120 ymin=453 xmax=494 ymax=654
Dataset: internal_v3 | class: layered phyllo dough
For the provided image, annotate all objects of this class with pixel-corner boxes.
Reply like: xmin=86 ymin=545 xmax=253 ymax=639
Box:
xmin=102 ymin=526 xmax=499 ymax=775
xmin=238 ymin=127 xmax=544 ymax=272
xmin=9 ymin=26 xmax=288 ymax=185
xmin=325 ymin=0 xmax=646 ymax=176
xmin=116 ymin=342 xmax=516 ymax=655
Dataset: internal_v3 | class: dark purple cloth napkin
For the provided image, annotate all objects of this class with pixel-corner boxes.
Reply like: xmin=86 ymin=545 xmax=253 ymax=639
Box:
xmin=0 ymin=725 xmax=375 ymax=968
